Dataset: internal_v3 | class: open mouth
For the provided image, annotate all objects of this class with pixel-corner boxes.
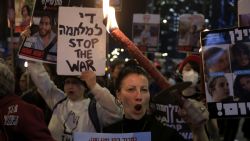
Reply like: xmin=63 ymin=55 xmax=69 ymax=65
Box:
xmin=134 ymin=104 xmax=142 ymax=111
xmin=67 ymin=91 xmax=74 ymax=95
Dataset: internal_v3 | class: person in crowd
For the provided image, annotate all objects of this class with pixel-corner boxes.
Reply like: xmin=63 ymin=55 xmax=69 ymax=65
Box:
xmin=149 ymin=61 xmax=163 ymax=96
xmin=19 ymin=71 xmax=52 ymax=125
xmin=19 ymin=71 xmax=30 ymax=94
xmin=31 ymin=15 xmax=57 ymax=62
xmin=207 ymin=75 xmax=233 ymax=102
xmin=104 ymin=60 xmax=209 ymax=141
xmin=204 ymin=47 xmax=231 ymax=74
xmin=28 ymin=62 xmax=123 ymax=141
xmin=149 ymin=62 xmax=176 ymax=96
xmin=178 ymin=55 xmax=202 ymax=99
xmin=20 ymin=5 xmax=31 ymax=32
xmin=178 ymin=55 xmax=221 ymax=141
xmin=164 ymin=71 xmax=176 ymax=85
xmin=231 ymin=42 xmax=250 ymax=71
xmin=0 ymin=60 xmax=55 ymax=141
xmin=107 ymin=59 xmax=125 ymax=96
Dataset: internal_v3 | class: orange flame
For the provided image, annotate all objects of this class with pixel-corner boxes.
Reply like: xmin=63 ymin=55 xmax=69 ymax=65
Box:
xmin=102 ymin=0 xmax=118 ymax=32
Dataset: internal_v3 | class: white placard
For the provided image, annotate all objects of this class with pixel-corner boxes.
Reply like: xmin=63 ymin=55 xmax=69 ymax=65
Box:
xmin=238 ymin=0 xmax=250 ymax=14
xmin=74 ymin=132 xmax=151 ymax=141
xmin=238 ymin=0 xmax=250 ymax=26
xmin=133 ymin=14 xmax=160 ymax=24
xmin=57 ymin=7 xmax=106 ymax=76
xmin=132 ymin=14 xmax=160 ymax=52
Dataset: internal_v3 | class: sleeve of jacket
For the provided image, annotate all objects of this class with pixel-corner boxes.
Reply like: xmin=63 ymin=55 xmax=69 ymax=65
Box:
xmin=91 ymin=84 xmax=123 ymax=127
xmin=18 ymin=103 xmax=56 ymax=141
xmin=28 ymin=62 xmax=65 ymax=110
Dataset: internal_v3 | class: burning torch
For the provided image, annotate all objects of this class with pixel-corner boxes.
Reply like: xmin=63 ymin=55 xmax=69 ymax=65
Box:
xmin=102 ymin=0 xmax=187 ymax=106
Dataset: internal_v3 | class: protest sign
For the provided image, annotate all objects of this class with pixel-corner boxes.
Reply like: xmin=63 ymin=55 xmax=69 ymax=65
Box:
xmin=201 ymin=26 xmax=250 ymax=118
xmin=14 ymin=0 xmax=35 ymax=33
xmin=177 ymin=14 xmax=205 ymax=53
xmin=132 ymin=14 xmax=160 ymax=52
xmin=74 ymin=132 xmax=151 ymax=141
xmin=238 ymin=0 xmax=250 ymax=27
xmin=18 ymin=0 xmax=81 ymax=64
xmin=151 ymin=97 xmax=193 ymax=141
xmin=57 ymin=7 xmax=106 ymax=76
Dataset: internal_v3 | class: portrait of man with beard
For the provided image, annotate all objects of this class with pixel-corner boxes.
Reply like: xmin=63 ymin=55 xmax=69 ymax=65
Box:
xmin=32 ymin=15 xmax=57 ymax=62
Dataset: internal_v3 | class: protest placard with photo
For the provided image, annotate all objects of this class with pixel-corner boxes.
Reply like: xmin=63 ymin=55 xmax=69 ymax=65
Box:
xmin=14 ymin=0 xmax=35 ymax=33
xmin=201 ymin=26 xmax=250 ymax=118
xmin=57 ymin=7 xmax=106 ymax=76
xmin=238 ymin=0 xmax=250 ymax=27
xmin=177 ymin=14 xmax=205 ymax=53
xmin=132 ymin=14 xmax=160 ymax=52
xmin=18 ymin=0 xmax=81 ymax=64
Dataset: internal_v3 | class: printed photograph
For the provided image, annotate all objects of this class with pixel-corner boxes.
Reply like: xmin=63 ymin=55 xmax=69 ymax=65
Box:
xmin=177 ymin=14 xmax=205 ymax=53
xmin=132 ymin=14 xmax=160 ymax=52
xmin=205 ymin=74 xmax=234 ymax=103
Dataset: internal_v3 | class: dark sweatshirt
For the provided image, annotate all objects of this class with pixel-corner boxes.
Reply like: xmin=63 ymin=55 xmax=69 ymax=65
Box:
xmin=0 ymin=94 xmax=55 ymax=141
xmin=104 ymin=115 xmax=185 ymax=141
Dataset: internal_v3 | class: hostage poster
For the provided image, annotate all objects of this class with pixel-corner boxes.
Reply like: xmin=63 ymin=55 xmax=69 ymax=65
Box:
xmin=201 ymin=26 xmax=250 ymax=118
xmin=238 ymin=0 xmax=250 ymax=27
xmin=132 ymin=14 xmax=160 ymax=52
xmin=14 ymin=0 xmax=35 ymax=33
xmin=177 ymin=14 xmax=205 ymax=53
xmin=18 ymin=0 xmax=82 ymax=64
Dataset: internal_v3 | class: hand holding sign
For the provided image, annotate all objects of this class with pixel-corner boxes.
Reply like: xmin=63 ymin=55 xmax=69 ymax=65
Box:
xmin=178 ymin=98 xmax=209 ymax=129
xmin=20 ymin=26 xmax=32 ymax=39
xmin=80 ymin=71 xmax=97 ymax=90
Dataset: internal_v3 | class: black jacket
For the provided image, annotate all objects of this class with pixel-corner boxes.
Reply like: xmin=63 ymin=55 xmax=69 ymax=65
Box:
xmin=104 ymin=115 xmax=185 ymax=141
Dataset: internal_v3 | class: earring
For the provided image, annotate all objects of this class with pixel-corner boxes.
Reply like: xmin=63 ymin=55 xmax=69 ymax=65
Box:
xmin=115 ymin=98 xmax=123 ymax=108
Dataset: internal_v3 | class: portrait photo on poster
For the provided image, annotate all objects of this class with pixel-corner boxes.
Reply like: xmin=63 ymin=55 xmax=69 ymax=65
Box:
xmin=18 ymin=14 xmax=58 ymax=64
xmin=14 ymin=0 xmax=35 ymax=33
xmin=177 ymin=14 xmax=205 ymax=53
xmin=201 ymin=26 xmax=250 ymax=118
xmin=132 ymin=14 xmax=160 ymax=52
xmin=18 ymin=0 xmax=83 ymax=64
xmin=205 ymin=73 xmax=234 ymax=103
xmin=238 ymin=0 xmax=250 ymax=27
xmin=203 ymin=44 xmax=232 ymax=75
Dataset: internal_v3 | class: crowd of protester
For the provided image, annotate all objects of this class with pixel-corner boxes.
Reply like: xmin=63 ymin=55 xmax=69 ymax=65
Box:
xmin=2 ymin=0 xmax=250 ymax=140
xmin=0 ymin=52 xmax=212 ymax=141
xmin=1 ymin=34 xmax=250 ymax=141
xmin=1 ymin=5 xmax=250 ymax=141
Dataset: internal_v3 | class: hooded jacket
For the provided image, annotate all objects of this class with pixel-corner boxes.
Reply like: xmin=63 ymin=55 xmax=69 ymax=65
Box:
xmin=0 ymin=94 xmax=55 ymax=141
